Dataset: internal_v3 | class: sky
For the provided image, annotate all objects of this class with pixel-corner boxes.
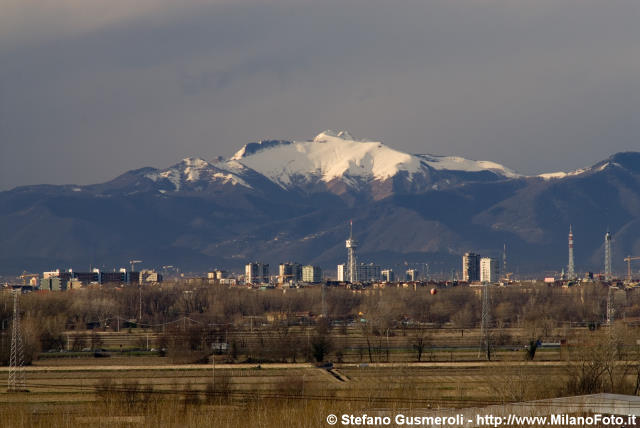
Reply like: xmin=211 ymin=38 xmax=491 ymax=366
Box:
xmin=1 ymin=0 xmax=639 ymax=190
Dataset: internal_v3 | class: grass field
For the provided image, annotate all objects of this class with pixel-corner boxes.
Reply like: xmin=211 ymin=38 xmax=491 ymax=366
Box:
xmin=0 ymin=358 xmax=572 ymax=427
xmin=0 ymin=325 xmax=628 ymax=427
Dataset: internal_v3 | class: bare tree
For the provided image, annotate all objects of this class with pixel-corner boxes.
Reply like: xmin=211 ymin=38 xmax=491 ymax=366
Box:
xmin=411 ymin=328 xmax=430 ymax=362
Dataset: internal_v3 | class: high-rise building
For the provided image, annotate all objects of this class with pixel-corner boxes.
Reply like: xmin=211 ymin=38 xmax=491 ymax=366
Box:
xmin=356 ymin=263 xmax=381 ymax=282
xmin=405 ymin=269 xmax=419 ymax=281
xmin=462 ymin=253 xmax=481 ymax=282
xmin=381 ymin=269 xmax=395 ymax=282
xmin=278 ymin=262 xmax=302 ymax=283
xmin=302 ymin=265 xmax=322 ymax=283
xmin=345 ymin=220 xmax=358 ymax=282
xmin=567 ymin=225 xmax=576 ymax=280
xmin=245 ymin=262 xmax=269 ymax=284
xmin=480 ymin=257 xmax=500 ymax=283
xmin=604 ymin=231 xmax=612 ymax=281
xmin=336 ymin=264 xmax=346 ymax=282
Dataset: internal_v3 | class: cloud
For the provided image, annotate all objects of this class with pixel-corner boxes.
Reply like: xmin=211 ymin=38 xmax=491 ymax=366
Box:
xmin=0 ymin=1 xmax=287 ymax=50
xmin=1 ymin=0 xmax=639 ymax=189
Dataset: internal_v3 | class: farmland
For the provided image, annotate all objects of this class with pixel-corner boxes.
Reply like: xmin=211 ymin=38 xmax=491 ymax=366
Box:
xmin=0 ymin=357 xmax=568 ymax=427
xmin=2 ymin=282 xmax=640 ymax=426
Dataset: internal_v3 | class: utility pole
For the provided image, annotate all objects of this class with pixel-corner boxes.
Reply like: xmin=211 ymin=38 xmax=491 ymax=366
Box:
xmin=607 ymin=287 xmax=615 ymax=327
xmin=321 ymin=283 xmax=327 ymax=318
xmin=8 ymin=290 xmax=26 ymax=392
xmin=211 ymin=349 xmax=216 ymax=397
xmin=385 ymin=328 xmax=390 ymax=362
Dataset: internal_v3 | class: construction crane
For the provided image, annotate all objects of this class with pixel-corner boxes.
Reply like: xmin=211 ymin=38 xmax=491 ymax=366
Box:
xmin=19 ymin=271 xmax=39 ymax=286
xmin=129 ymin=260 xmax=142 ymax=273
xmin=624 ymin=256 xmax=640 ymax=283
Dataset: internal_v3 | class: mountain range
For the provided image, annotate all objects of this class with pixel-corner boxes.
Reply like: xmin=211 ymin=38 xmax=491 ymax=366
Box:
xmin=1 ymin=130 xmax=639 ymax=277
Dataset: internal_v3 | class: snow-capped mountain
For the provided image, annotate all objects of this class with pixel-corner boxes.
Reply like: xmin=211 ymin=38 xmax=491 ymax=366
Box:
xmin=104 ymin=130 xmax=522 ymax=200
xmin=143 ymin=157 xmax=251 ymax=191
xmin=537 ymin=152 xmax=640 ymax=181
xmin=226 ymin=130 xmax=518 ymax=191
xmin=229 ymin=130 xmax=423 ymax=188
xmin=1 ymin=130 xmax=638 ymax=276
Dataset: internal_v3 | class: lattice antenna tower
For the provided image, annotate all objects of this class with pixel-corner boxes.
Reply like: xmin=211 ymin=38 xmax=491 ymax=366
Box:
xmin=8 ymin=290 xmax=26 ymax=392
xmin=346 ymin=220 xmax=358 ymax=283
xmin=567 ymin=225 xmax=576 ymax=280
xmin=480 ymin=283 xmax=491 ymax=360
xmin=605 ymin=231 xmax=612 ymax=281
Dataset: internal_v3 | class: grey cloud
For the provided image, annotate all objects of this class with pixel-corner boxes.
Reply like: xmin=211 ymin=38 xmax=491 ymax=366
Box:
xmin=1 ymin=0 xmax=639 ymax=189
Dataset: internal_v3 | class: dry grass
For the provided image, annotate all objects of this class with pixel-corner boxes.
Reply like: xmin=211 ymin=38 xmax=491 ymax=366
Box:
xmin=0 ymin=362 xmax=574 ymax=427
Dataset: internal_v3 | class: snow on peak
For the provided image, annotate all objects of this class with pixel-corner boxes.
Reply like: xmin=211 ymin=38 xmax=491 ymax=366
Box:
xmin=313 ymin=130 xmax=356 ymax=142
xmin=537 ymin=154 xmax=634 ymax=180
xmin=177 ymin=157 xmax=211 ymax=182
xmin=538 ymin=168 xmax=587 ymax=181
xmin=144 ymin=157 xmax=250 ymax=190
xmin=417 ymin=154 xmax=521 ymax=178
xmin=231 ymin=140 xmax=292 ymax=160
xmin=181 ymin=157 xmax=209 ymax=168
xmin=228 ymin=131 xmax=422 ymax=188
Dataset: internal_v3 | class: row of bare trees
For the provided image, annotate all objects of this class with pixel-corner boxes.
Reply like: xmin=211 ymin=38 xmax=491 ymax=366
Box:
xmin=0 ymin=281 xmax=633 ymax=365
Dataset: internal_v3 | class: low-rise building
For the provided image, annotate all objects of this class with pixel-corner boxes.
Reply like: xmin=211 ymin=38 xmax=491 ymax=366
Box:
xmin=140 ymin=270 xmax=163 ymax=283
xmin=207 ymin=270 xmax=228 ymax=280
xmin=41 ymin=276 xmax=68 ymax=291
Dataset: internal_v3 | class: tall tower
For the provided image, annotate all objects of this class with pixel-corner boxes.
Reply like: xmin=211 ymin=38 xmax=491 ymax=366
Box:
xmin=345 ymin=220 xmax=358 ymax=283
xmin=502 ymin=243 xmax=507 ymax=276
xmin=8 ymin=290 xmax=26 ymax=392
xmin=604 ymin=231 xmax=612 ymax=281
xmin=567 ymin=225 xmax=576 ymax=280
xmin=480 ymin=283 xmax=491 ymax=360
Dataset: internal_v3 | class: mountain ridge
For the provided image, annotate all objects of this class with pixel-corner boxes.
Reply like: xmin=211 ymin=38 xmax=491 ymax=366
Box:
xmin=1 ymin=132 xmax=638 ymax=276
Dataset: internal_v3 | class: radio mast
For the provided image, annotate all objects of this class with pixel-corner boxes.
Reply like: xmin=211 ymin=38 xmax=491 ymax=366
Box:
xmin=346 ymin=220 xmax=358 ymax=283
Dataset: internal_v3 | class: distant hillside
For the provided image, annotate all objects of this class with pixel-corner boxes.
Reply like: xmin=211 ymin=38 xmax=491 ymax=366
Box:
xmin=1 ymin=131 xmax=638 ymax=276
